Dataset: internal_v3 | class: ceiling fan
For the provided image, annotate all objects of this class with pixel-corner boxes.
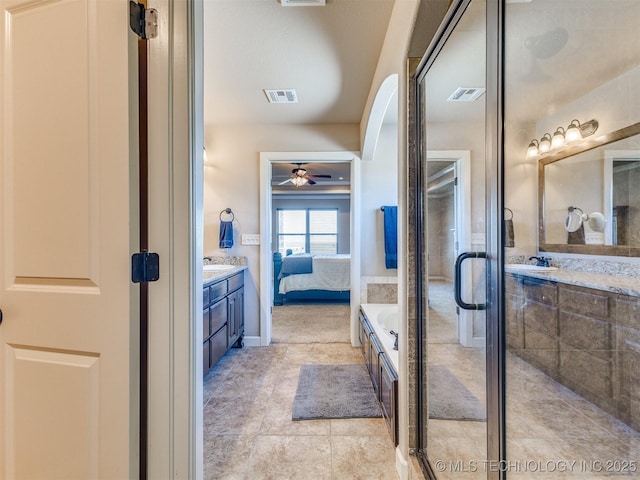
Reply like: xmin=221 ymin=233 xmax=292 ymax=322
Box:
xmin=278 ymin=163 xmax=332 ymax=187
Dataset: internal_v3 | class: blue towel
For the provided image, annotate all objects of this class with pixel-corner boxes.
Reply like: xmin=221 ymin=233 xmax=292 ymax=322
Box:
xmin=219 ymin=220 xmax=234 ymax=249
xmin=382 ymin=206 xmax=397 ymax=269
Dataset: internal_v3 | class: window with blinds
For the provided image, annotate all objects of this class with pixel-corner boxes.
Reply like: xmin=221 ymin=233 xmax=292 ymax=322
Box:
xmin=277 ymin=209 xmax=338 ymax=255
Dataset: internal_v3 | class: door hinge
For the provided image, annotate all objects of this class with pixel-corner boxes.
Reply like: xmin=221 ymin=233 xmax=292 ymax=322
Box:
xmin=129 ymin=1 xmax=158 ymax=40
xmin=454 ymin=176 xmax=458 ymax=186
xmin=131 ymin=252 xmax=160 ymax=283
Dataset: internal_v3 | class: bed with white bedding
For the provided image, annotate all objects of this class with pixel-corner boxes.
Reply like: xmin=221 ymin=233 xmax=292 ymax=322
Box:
xmin=273 ymin=252 xmax=351 ymax=305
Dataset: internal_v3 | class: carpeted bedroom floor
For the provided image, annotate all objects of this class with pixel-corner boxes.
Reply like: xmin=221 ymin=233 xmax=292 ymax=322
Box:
xmin=271 ymin=303 xmax=351 ymax=343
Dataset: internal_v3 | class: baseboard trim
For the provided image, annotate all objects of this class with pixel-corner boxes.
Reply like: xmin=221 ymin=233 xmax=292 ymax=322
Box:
xmin=242 ymin=336 xmax=262 ymax=347
xmin=396 ymin=447 xmax=409 ymax=480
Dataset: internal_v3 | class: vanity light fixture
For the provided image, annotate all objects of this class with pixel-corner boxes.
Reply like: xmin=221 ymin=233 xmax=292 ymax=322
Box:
xmin=538 ymin=133 xmax=552 ymax=153
xmin=565 ymin=119 xmax=582 ymax=142
xmin=526 ymin=118 xmax=599 ymax=157
xmin=526 ymin=139 xmax=539 ymax=158
xmin=551 ymin=126 xmax=566 ymax=148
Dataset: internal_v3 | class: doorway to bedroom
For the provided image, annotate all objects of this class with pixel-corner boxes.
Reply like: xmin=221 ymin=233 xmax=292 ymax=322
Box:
xmin=259 ymin=152 xmax=361 ymax=347
xmin=270 ymin=163 xmax=352 ymax=343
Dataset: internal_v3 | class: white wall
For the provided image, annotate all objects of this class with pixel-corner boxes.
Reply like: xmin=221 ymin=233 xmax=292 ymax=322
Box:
xmin=203 ymin=123 xmax=359 ymax=337
xmin=361 ymin=123 xmax=398 ymax=276
xmin=425 ymin=122 xmax=486 ymax=243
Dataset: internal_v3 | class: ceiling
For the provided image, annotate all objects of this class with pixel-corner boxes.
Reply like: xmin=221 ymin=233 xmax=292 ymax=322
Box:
xmin=423 ymin=0 xmax=640 ymax=124
xmin=203 ymin=0 xmax=640 ymax=194
xmin=203 ymin=0 xmax=396 ymax=127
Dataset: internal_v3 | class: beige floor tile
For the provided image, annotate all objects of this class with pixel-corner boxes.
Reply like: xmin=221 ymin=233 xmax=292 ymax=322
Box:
xmin=204 ymin=395 xmax=267 ymax=436
xmin=244 ymin=435 xmax=332 ymax=480
xmin=331 ymin=435 xmax=399 ymax=479
xmin=330 ymin=417 xmax=389 ymax=436
xmin=204 ymin=312 xmax=400 ymax=480
xmin=203 ymin=434 xmax=255 ymax=479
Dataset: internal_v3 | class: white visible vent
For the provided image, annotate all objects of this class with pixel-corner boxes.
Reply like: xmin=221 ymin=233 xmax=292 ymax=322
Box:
xmin=281 ymin=0 xmax=325 ymax=6
xmin=447 ymin=87 xmax=486 ymax=102
xmin=264 ymin=89 xmax=298 ymax=104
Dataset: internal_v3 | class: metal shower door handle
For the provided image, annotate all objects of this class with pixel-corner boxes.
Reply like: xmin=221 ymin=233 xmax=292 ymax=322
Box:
xmin=454 ymin=251 xmax=487 ymax=310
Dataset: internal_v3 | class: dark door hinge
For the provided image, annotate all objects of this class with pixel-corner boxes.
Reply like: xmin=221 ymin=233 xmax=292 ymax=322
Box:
xmin=132 ymin=252 xmax=160 ymax=283
xmin=129 ymin=1 xmax=158 ymax=40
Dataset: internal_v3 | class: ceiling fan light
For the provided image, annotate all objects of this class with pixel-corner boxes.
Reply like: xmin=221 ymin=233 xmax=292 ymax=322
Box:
xmin=290 ymin=176 xmax=308 ymax=187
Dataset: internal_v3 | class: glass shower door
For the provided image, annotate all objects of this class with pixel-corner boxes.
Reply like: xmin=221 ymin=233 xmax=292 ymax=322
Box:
xmin=503 ymin=1 xmax=640 ymax=478
xmin=415 ymin=1 xmax=491 ymax=477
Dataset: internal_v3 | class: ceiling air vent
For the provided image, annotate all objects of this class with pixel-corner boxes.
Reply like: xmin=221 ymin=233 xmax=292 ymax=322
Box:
xmin=447 ymin=87 xmax=486 ymax=102
xmin=264 ymin=89 xmax=298 ymax=104
xmin=281 ymin=0 xmax=326 ymax=6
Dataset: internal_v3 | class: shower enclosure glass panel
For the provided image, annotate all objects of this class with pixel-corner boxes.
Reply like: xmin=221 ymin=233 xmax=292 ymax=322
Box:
xmin=416 ymin=1 xmax=489 ymax=477
xmin=504 ymin=0 xmax=640 ymax=477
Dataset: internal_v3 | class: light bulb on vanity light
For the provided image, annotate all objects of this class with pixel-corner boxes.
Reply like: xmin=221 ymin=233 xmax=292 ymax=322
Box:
xmin=538 ymin=133 xmax=552 ymax=153
xmin=551 ymin=127 xmax=566 ymax=148
xmin=526 ymin=139 xmax=539 ymax=158
xmin=565 ymin=119 xmax=582 ymax=142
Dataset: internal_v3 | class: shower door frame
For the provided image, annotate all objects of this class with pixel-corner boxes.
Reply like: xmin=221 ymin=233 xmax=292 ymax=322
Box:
xmin=413 ymin=0 xmax=506 ymax=478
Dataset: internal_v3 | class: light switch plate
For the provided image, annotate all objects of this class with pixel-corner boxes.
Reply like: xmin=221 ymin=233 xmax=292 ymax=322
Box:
xmin=241 ymin=234 xmax=260 ymax=245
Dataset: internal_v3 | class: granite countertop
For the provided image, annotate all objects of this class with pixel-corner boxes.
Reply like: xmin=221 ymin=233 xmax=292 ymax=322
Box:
xmin=203 ymin=265 xmax=247 ymax=286
xmin=506 ymin=267 xmax=640 ymax=298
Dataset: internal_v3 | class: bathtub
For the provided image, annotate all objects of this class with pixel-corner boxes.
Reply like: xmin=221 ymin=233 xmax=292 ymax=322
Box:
xmin=359 ymin=303 xmax=399 ymax=372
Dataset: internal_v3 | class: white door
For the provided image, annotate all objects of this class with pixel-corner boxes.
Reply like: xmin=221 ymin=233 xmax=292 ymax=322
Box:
xmin=0 ymin=0 xmax=135 ymax=477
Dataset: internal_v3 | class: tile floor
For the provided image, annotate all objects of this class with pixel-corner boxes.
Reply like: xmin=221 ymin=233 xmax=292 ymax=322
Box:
xmin=203 ymin=307 xmax=399 ymax=479
xmin=425 ymin=280 xmax=640 ymax=480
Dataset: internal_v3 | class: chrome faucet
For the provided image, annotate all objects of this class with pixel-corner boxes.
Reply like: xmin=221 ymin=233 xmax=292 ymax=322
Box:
xmin=389 ymin=330 xmax=399 ymax=350
xmin=528 ymin=256 xmax=550 ymax=267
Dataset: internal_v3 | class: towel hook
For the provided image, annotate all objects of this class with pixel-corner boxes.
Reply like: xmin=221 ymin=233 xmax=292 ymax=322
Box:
xmin=219 ymin=208 xmax=234 ymax=222
xmin=504 ymin=208 xmax=513 ymax=221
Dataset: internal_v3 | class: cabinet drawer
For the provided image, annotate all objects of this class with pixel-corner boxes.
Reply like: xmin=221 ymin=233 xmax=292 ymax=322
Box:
xmin=203 ymin=307 xmax=210 ymax=339
xmin=203 ymin=340 xmax=211 ymax=376
xmin=210 ymin=298 xmax=228 ymax=334
xmin=210 ymin=325 xmax=228 ymax=367
xmin=559 ymin=285 xmax=609 ymax=319
xmin=505 ymin=274 xmax=522 ymax=295
xmin=228 ymin=272 xmax=244 ymax=292
xmin=523 ymin=278 xmax=557 ymax=305
xmin=203 ymin=286 xmax=210 ymax=307
xmin=210 ymin=280 xmax=228 ymax=303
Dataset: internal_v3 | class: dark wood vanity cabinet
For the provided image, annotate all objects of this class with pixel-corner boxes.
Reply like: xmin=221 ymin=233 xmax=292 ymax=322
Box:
xmin=359 ymin=310 xmax=398 ymax=446
xmin=506 ymin=273 xmax=640 ymax=431
xmin=378 ymin=353 xmax=398 ymax=446
xmin=203 ymin=271 xmax=244 ymax=377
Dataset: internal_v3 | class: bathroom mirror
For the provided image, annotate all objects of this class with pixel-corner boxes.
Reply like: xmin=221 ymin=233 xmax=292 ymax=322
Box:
xmin=539 ymin=121 xmax=640 ymax=256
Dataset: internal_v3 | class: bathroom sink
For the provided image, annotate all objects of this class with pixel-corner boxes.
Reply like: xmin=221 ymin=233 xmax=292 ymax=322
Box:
xmin=203 ymin=264 xmax=235 ymax=272
xmin=505 ymin=264 xmax=558 ymax=273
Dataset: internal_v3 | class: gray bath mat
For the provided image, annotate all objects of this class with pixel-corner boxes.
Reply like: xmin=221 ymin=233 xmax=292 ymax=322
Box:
xmin=292 ymin=364 xmax=382 ymax=420
xmin=429 ymin=365 xmax=486 ymax=421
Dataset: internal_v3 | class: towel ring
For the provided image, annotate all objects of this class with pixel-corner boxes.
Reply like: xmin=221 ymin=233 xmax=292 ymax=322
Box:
xmin=504 ymin=208 xmax=513 ymax=221
xmin=219 ymin=208 xmax=234 ymax=222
